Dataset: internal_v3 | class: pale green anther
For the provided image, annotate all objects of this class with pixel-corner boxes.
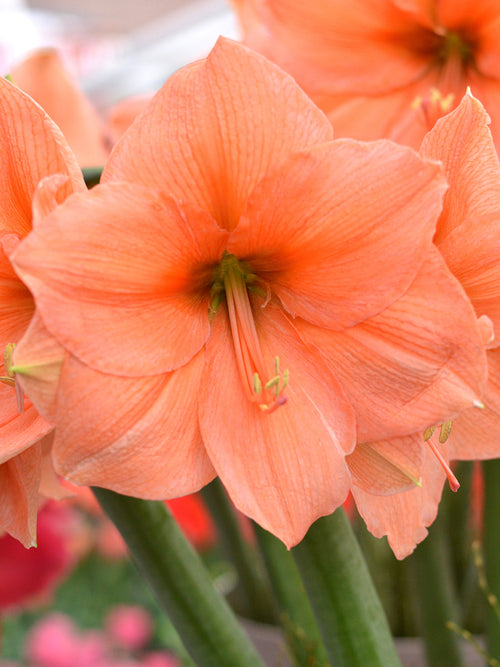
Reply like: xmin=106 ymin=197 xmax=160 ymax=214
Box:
xmin=265 ymin=376 xmax=280 ymax=392
xmin=253 ymin=373 xmax=262 ymax=395
xmin=4 ymin=343 xmax=16 ymax=377
xmin=274 ymin=356 xmax=280 ymax=375
xmin=439 ymin=420 xmax=453 ymax=443
xmin=424 ymin=425 xmax=436 ymax=441
xmin=282 ymin=369 xmax=289 ymax=390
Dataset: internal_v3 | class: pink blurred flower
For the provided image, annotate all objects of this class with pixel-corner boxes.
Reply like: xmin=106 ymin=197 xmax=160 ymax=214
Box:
xmin=105 ymin=606 xmax=154 ymax=653
xmin=26 ymin=614 xmax=108 ymax=667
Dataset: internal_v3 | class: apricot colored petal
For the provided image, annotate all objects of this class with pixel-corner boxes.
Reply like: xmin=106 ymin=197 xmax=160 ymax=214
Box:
xmin=391 ymin=0 xmax=436 ymax=25
xmin=0 ymin=236 xmax=33 ymax=342
xmin=448 ymin=349 xmax=500 ymax=460
xmin=0 ymin=358 xmax=53 ymax=464
xmin=0 ymin=76 xmax=84 ymax=237
xmin=106 ymin=94 xmax=152 ymax=144
xmin=438 ymin=213 xmax=500 ymax=339
xmin=230 ymin=140 xmax=445 ymax=329
xmin=347 ymin=433 xmax=424 ymax=495
xmin=0 ymin=443 xmax=42 ymax=547
xmin=233 ymin=0 xmax=430 ymax=96
xmin=297 ymin=247 xmax=487 ymax=442
xmin=13 ymin=313 xmax=64 ymax=423
xmin=103 ymin=37 xmax=332 ymax=232
xmin=420 ymin=92 xmax=500 ymax=243
xmin=437 ymin=1 xmax=500 ymax=33
xmin=32 ymin=174 xmax=77 ymax=225
xmin=199 ymin=303 xmax=355 ymax=548
xmin=11 ymin=49 xmax=109 ymax=167
xmin=53 ymin=352 xmax=215 ymax=498
xmin=13 ymin=183 xmax=228 ymax=377
xmin=352 ymin=440 xmax=447 ymax=559
xmin=459 ymin=75 xmax=500 ymax=154
xmin=38 ymin=433 xmax=70 ymax=501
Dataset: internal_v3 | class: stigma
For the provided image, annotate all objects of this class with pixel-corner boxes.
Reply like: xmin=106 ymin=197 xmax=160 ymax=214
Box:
xmin=212 ymin=253 xmax=289 ymax=413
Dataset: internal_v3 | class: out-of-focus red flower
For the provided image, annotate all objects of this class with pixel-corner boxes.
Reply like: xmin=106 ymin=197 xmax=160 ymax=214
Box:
xmin=166 ymin=495 xmax=216 ymax=551
xmin=61 ymin=482 xmax=216 ymax=557
xmin=0 ymin=502 xmax=76 ymax=611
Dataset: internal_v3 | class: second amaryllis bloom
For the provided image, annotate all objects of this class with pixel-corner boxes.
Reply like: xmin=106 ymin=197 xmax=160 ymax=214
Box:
xmin=11 ymin=38 xmax=487 ymax=548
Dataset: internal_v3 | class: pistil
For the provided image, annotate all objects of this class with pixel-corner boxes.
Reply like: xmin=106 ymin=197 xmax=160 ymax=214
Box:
xmin=213 ymin=253 xmax=289 ymax=412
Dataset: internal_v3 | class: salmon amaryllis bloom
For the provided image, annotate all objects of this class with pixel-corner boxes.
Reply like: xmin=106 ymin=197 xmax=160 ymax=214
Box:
xmin=12 ymin=38 xmax=488 ymax=548
xmin=0 ymin=76 xmax=85 ymax=546
xmin=232 ymin=0 xmax=500 ymax=151
xmin=346 ymin=92 xmax=500 ymax=558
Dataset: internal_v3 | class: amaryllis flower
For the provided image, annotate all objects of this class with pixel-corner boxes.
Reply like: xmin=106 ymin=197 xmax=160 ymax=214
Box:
xmin=0 ymin=75 xmax=85 ymax=546
xmin=232 ymin=0 xmax=500 ymax=150
xmin=11 ymin=38 xmax=487 ymax=547
xmin=343 ymin=92 xmax=500 ymax=558
xmin=10 ymin=49 xmax=110 ymax=168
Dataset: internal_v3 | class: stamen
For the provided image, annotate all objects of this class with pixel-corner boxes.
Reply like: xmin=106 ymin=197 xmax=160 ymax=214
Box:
xmin=439 ymin=420 xmax=453 ymax=443
xmin=426 ymin=438 xmax=460 ymax=492
xmin=423 ymin=425 xmax=436 ymax=441
xmin=218 ymin=254 xmax=289 ymax=413
xmin=1 ymin=343 xmax=24 ymax=413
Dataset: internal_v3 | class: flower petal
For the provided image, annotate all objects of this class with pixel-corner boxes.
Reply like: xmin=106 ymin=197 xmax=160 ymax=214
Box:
xmin=297 ymin=247 xmax=487 ymax=442
xmin=0 ymin=75 xmax=84 ymax=237
xmin=0 ymin=443 xmax=42 ymax=547
xmin=199 ymin=302 xmax=355 ymax=548
xmin=0 ymin=235 xmax=33 ymax=343
xmin=230 ymin=139 xmax=446 ymax=329
xmin=52 ymin=352 xmax=215 ymax=499
xmin=13 ymin=183 xmax=228 ymax=377
xmin=13 ymin=312 xmax=64 ymax=423
xmin=11 ymin=49 xmax=109 ymax=168
xmin=448 ymin=348 xmax=500 ymax=460
xmin=438 ymin=213 xmax=500 ymax=340
xmin=103 ymin=37 xmax=333 ymax=232
xmin=0 ymin=384 xmax=52 ymax=464
xmin=233 ymin=0 xmax=432 ymax=96
xmin=352 ymin=438 xmax=447 ymax=559
xmin=420 ymin=91 xmax=500 ymax=244
xmin=347 ymin=433 xmax=424 ymax=495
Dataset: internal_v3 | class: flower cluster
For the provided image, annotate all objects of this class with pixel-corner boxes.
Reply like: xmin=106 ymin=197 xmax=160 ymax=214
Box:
xmin=1 ymin=15 xmax=500 ymax=562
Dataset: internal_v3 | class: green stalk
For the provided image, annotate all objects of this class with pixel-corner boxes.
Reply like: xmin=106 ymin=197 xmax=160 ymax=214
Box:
xmin=408 ymin=511 xmax=466 ymax=667
xmin=201 ymin=479 xmax=275 ymax=622
xmin=93 ymin=488 xmax=265 ymax=667
xmin=291 ymin=507 xmax=402 ymax=667
xmin=254 ymin=523 xmax=329 ymax=667
xmin=482 ymin=460 xmax=500 ymax=660
xmin=82 ymin=166 xmax=103 ymax=188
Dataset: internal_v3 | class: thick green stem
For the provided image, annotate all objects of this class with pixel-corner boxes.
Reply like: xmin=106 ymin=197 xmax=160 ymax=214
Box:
xmin=254 ymin=523 xmax=329 ymax=667
xmin=201 ymin=479 xmax=275 ymax=622
xmin=291 ymin=507 xmax=401 ymax=667
xmin=81 ymin=166 xmax=103 ymax=188
xmin=408 ymin=511 xmax=466 ymax=667
xmin=93 ymin=488 xmax=265 ymax=667
xmin=482 ymin=460 xmax=500 ymax=660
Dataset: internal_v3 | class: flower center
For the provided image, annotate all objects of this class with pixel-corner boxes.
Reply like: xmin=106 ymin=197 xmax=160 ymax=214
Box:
xmin=211 ymin=253 xmax=288 ymax=413
xmin=436 ymin=29 xmax=476 ymax=68
xmin=0 ymin=343 xmax=24 ymax=413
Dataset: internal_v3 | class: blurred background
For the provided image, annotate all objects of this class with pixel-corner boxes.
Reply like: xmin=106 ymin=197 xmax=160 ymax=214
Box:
xmin=2 ymin=0 xmax=237 ymax=109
